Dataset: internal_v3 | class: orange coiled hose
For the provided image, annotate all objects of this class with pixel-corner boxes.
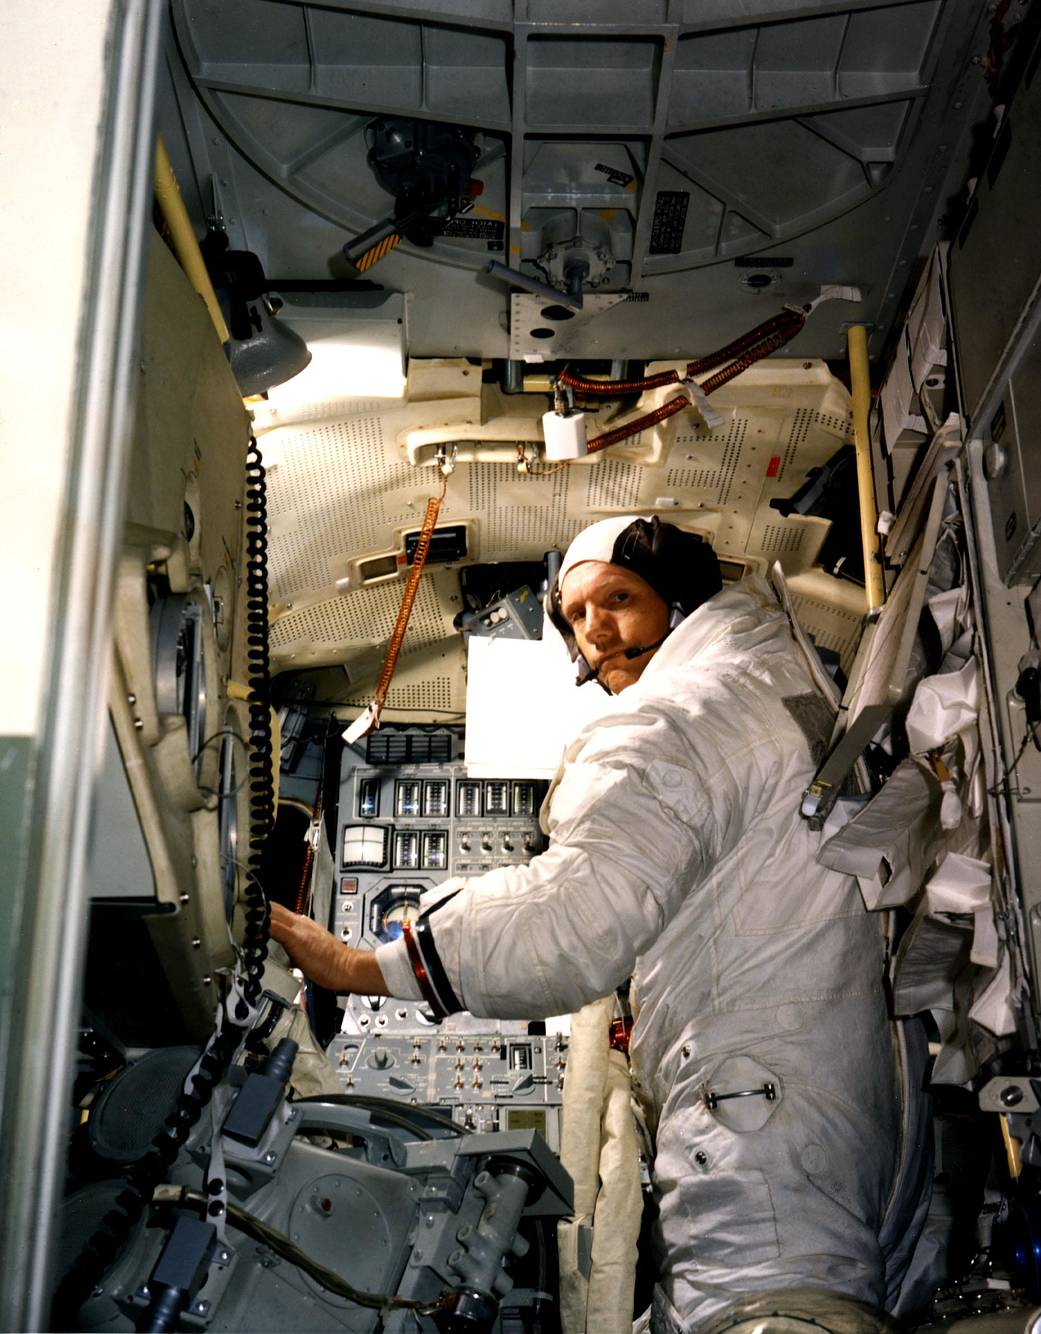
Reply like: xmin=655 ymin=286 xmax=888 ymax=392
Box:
xmin=586 ymin=396 xmax=690 ymax=453
xmin=698 ymin=315 xmax=806 ymax=394
xmin=559 ymin=366 xmax=682 ymax=397
xmin=558 ymin=307 xmax=806 ymax=401
xmin=372 ymin=490 xmax=444 ymax=716
xmin=292 ymin=790 xmax=323 ymax=915
xmin=584 ymin=307 xmax=806 ymax=453
xmin=685 ymin=308 xmax=806 ymax=378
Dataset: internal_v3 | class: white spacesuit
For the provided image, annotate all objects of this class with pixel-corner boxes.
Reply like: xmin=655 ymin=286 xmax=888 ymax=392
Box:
xmin=275 ymin=516 xmax=926 ymax=1330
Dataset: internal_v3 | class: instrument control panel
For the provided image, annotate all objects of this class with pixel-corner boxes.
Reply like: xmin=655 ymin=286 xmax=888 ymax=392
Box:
xmin=330 ymin=727 xmax=566 ymax=1144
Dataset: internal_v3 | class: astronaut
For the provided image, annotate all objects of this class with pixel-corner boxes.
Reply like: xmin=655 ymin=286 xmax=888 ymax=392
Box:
xmin=271 ymin=516 xmax=926 ymax=1330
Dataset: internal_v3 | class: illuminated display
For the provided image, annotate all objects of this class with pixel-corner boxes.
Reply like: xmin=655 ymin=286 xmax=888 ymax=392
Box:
xmin=394 ymin=830 xmax=420 ymax=869
xmin=423 ymin=780 xmax=449 ymax=817
xmin=422 ymin=830 xmax=448 ymax=870
xmin=358 ymin=778 xmax=380 ymax=818
xmin=341 ymin=825 xmax=389 ymax=868
xmin=456 ymin=780 xmax=482 ymax=817
xmin=485 ymin=781 xmax=509 ymax=816
xmin=369 ymin=885 xmax=422 ymax=944
xmin=396 ymin=780 xmax=422 ymax=817
xmin=512 ymin=783 xmax=536 ymax=817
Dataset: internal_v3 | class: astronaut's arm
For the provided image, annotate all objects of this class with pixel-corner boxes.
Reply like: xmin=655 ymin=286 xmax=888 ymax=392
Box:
xmin=269 ymin=902 xmax=392 ymax=996
xmin=377 ymin=753 xmax=723 ymax=1020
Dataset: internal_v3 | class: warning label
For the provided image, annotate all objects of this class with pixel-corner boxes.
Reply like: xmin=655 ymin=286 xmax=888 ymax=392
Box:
xmin=437 ymin=216 xmax=506 ymax=241
xmin=649 ymin=192 xmax=690 ymax=255
xmin=595 ymin=162 xmax=635 ymax=187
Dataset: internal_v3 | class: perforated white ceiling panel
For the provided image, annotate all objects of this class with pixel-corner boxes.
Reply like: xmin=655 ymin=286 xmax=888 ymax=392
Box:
xmin=261 ymin=358 xmax=862 ymax=717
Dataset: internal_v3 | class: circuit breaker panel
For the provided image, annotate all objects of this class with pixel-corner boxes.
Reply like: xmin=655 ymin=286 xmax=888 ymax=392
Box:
xmin=329 ymin=727 xmax=567 ymax=1146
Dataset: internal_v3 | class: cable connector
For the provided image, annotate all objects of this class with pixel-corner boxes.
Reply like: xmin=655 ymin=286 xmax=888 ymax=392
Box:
xmin=542 ymin=407 xmax=588 ymax=460
xmin=679 ymin=379 xmax=724 ymax=430
xmin=552 ymin=382 xmax=576 ymax=416
xmin=343 ymin=703 xmax=380 ymax=745
xmin=792 ymin=285 xmax=863 ymax=318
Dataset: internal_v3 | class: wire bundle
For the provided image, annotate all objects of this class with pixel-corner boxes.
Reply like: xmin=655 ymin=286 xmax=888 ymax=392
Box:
xmin=554 ymin=305 xmax=808 ymax=454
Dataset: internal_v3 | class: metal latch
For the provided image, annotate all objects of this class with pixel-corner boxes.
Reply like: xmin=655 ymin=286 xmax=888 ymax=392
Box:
xmin=704 ymin=1081 xmax=777 ymax=1112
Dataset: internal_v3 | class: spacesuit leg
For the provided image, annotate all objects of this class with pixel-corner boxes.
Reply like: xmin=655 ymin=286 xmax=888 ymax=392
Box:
xmin=647 ymin=1008 xmax=900 ymax=1329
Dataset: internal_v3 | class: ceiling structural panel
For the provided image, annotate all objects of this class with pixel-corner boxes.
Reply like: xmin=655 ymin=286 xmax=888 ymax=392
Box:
xmin=162 ymin=0 xmax=992 ymax=362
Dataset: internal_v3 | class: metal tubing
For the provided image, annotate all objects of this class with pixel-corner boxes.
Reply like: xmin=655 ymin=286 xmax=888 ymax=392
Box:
xmin=154 ymin=135 xmax=229 ymax=345
xmin=847 ymin=325 xmax=886 ymax=613
xmin=485 ymin=260 xmax=582 ymax=310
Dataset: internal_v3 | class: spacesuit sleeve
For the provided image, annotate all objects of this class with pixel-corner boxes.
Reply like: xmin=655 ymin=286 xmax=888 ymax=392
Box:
xmin=376 ymin=698 xmax=761 ymax=1019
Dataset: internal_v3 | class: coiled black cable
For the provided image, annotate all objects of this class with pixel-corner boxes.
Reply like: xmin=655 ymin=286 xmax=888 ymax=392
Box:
xmin=240 ymin=434 xmax=274 ymax=1014
xmin=52 ymin=439 xmax=276 ymax=1327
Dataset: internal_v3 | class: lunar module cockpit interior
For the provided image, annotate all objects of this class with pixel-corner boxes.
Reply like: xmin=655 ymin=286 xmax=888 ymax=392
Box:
xmin=5 ymin=1 xmax=1041 ymax=1331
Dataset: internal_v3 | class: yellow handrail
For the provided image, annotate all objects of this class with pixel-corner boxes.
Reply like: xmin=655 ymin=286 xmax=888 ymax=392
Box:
xmin=154 ymin=135 xmax=229 ymax=345
xmin=847 ymin=325 xmax=885 ymax=613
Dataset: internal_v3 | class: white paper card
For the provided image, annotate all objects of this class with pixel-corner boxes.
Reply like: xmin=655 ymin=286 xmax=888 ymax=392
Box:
xmin=464 ymin=635 xmax=610 ymax=778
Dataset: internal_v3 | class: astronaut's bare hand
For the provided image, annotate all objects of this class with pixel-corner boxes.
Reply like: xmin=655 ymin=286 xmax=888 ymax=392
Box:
xmin=268 ymin=902 xmax=388 ymax=996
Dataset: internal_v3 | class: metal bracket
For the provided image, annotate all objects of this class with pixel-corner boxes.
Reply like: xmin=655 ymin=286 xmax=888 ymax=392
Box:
xmin=435 ymin=443 xmax=458 ymax=476
xmin=979 ymin=1075 xmax=1041 ymax=1114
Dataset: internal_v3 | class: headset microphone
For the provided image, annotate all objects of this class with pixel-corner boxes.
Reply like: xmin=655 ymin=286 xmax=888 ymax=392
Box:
xmin=623 ymin=634 xmax=669 ymax=660
xmin=622 ymin=606 xmax=686 ymax=660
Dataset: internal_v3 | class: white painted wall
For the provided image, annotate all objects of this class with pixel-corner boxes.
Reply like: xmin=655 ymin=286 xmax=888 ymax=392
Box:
xmin=0 ymin=3 xmax=114 ymax=734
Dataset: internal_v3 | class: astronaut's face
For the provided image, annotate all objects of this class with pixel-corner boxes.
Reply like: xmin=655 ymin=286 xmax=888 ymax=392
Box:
xmin=560 ymin=561 xmax=671 ymax=694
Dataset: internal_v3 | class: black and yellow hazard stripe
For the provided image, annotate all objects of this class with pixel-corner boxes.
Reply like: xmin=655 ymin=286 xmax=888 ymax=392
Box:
xmin=355 ymin=232 xmax=401 ymax=271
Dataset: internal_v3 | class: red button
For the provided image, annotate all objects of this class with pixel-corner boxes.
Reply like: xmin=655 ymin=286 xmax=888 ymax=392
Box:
xmin=340 ymin=877 xmax=358 ymax=895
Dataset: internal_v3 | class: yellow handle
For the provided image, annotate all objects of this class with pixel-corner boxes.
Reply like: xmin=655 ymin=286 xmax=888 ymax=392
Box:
xmin=847 ymin=325 xmax=885 ymax=613
xmin=154 ymin=135 xmax=230 ymax=346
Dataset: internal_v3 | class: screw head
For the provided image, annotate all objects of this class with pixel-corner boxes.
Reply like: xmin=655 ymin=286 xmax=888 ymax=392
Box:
xmin=264 ymin=1151 xmax=277 ymax=1165
xmin=1001 ymin=1084 xmax=1025 ymax=1107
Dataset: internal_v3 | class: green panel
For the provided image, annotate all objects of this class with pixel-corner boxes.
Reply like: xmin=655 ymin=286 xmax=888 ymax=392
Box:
xmin=0 ymin=736 xmax=35 ymax=1029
